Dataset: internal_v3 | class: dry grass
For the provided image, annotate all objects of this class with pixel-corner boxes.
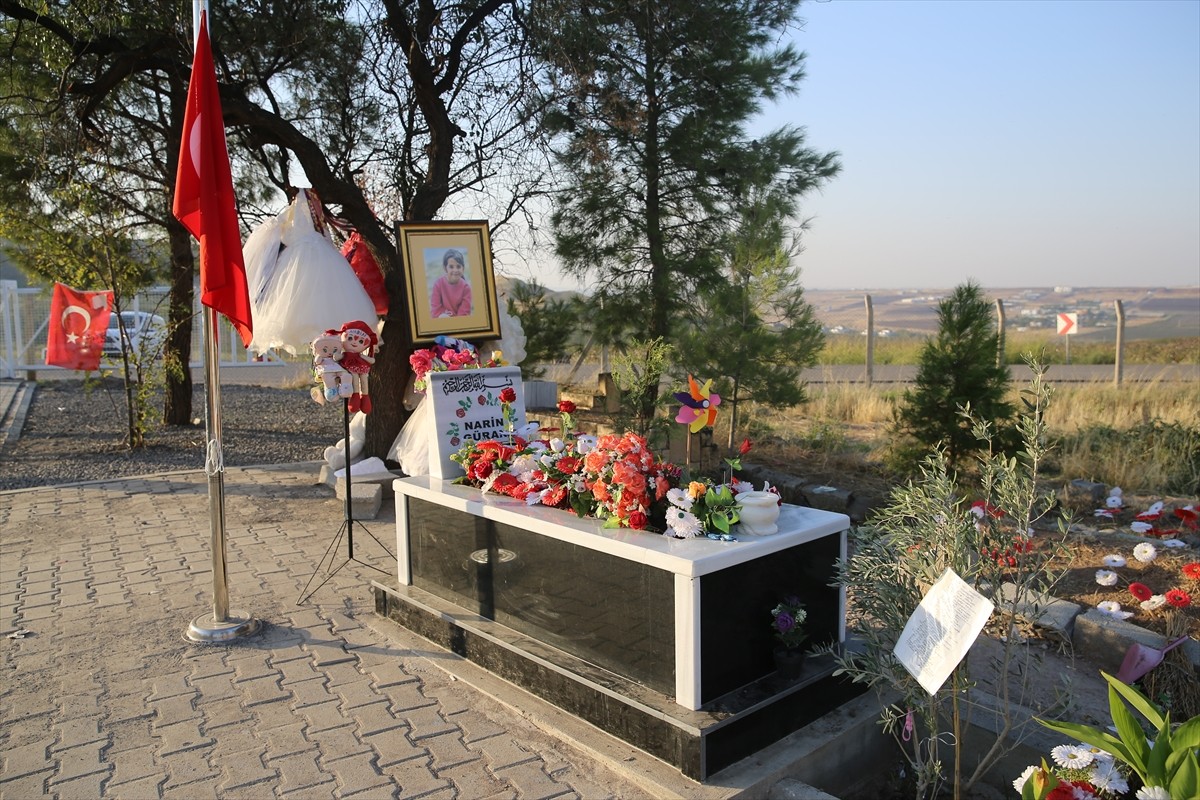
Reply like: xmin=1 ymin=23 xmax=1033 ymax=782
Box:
xmin=728 ymin=379 xmax=1200 ymax=497
xmin=1042 ymin=380 xmax=1200 ymax=431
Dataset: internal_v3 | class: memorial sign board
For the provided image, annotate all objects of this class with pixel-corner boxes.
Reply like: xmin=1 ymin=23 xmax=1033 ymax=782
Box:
xmin=427 ymin=366 xmax=525 ymax=478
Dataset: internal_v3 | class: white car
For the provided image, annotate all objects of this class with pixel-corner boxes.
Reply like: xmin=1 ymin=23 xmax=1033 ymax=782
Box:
xmin=103 ymin=311 xmax=167 ymax=359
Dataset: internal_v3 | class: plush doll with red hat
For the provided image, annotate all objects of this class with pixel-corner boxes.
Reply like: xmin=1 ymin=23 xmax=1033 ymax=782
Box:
xmin=337 ymin=320 xmax=377 ymax=413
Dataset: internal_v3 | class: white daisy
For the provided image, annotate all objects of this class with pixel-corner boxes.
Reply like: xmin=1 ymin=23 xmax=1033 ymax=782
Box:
xmin=1012 ymin=765 xmax=1037 ymax=794
xmin=1162 ymin=538 xmax=1187 ymax=549
xmin=1095 ymin=570 xmax=1119 ymax=587
xmin=1131 ymin=521 xmax=1154 ymax=534
xmin=666 ymin=487 xmax=693 ymax=510
xmin=1105 ymin=494 xmax=1123 ymax=508
xmin=666 ymin=508 xmax=702 ymax=538
xmin=1051 ymin=743 xmax=1095 ymax=770
xmin=1135 ymin=787 xmax=1170 ymax=800
xmin=1088 ymin=759 xmax=1128 ymax=795
xmin=1102 ymin=554 xmax=1127 ymax=568
xmin=1096 ymin=601 xmax=1132 ymax=620
xmin=1140 ymin=595 xmax=1167 ymax=611
xmin=730 ymin=478 xmax=754 ymax=494
xmin=1133 ymin=542 xmax=1158 ymax=563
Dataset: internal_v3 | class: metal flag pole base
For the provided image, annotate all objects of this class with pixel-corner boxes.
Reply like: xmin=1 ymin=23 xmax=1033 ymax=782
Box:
xmin=185 ymin=611 xmax=261 ymax=643
xmin=297 ymin=397 xmax=395 ymax=605
xmin=187 ymin=307 xmax=261 ymax=643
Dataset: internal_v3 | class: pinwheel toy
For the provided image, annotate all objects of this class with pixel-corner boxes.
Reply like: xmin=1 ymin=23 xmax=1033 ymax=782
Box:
xmin=674 ymin=375 xmax=721 ymax=433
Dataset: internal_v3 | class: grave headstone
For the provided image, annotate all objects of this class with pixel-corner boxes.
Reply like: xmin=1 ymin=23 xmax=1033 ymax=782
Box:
xmin=427 ymin=366 xmax=526 ymax=478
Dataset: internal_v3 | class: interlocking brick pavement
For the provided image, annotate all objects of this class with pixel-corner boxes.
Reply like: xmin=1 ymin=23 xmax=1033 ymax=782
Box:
xmin=0 ymin=464 xmax=670 ymax=798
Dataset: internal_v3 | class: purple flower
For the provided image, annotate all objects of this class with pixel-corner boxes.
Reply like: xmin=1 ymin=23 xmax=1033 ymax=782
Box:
xmin=774 ymin=612 xmax=795 ymax=634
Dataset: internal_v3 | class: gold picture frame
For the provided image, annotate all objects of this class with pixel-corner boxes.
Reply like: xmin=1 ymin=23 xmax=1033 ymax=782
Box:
xmin=396 ymin=220 xmax=501 ymax=344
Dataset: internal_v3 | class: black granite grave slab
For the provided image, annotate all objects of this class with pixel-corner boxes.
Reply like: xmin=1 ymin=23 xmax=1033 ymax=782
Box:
xmin=407 ymin=496 xmax=676 ymax=694
xmin=372 ymin=581 xmax=865 ymax=781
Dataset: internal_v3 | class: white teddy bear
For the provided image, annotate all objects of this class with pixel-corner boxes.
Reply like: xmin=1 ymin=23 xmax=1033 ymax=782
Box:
xmin=324 ymin=410 xmax=366 ymax=470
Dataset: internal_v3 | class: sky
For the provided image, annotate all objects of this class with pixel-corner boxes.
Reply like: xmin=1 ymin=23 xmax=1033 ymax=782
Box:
xmin=751 ymin=0 xmax=1200 ymax=290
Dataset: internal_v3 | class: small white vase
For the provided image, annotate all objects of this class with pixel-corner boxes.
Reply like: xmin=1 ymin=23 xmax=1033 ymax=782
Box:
xmin=736 ymin=491 xmax=781 ymax=535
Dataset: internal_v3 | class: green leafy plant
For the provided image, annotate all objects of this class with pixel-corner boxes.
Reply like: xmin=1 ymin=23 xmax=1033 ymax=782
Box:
xmin=1033 ymin=672 xmax=1200 ymax=799
xmin=829 ymin=360 xmax=1072 ymax=799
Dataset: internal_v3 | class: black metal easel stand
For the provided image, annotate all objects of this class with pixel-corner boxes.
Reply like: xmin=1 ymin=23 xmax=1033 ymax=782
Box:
xmin=297 ymin=397 xmax=395 ymax=604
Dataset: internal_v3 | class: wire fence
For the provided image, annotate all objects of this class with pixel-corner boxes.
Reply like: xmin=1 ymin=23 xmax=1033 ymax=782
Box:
xmin=3 ymin=282 xmax=1196 ymax=385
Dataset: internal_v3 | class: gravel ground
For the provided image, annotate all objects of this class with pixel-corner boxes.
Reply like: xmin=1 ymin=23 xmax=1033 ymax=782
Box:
xmin=0 ymin=378 xmax=344 ymax=491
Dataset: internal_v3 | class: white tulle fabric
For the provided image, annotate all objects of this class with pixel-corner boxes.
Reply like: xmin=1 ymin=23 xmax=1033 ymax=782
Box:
xmin=388 ymin=394 xmax=432 ymax=475
xmin=246 ymin=190 xmax=376 ymax=356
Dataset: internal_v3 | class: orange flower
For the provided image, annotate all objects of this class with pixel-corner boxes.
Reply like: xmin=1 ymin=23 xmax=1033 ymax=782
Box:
xmin=655 ymin=475 xmax=671 ymax=501
xmin=688 ymin=481 xmax=707 ymax=499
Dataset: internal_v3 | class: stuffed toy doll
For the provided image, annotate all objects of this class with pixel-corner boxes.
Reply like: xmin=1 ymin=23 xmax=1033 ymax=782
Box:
xmin=310 ymin=331 xmax=350 ymax=405
xmin=337 ymin=320 xmax=377 ymax=414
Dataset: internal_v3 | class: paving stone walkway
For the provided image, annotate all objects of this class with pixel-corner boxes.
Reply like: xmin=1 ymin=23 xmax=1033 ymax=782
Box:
xmin=0 ymin=463 xmax=665 ymax=799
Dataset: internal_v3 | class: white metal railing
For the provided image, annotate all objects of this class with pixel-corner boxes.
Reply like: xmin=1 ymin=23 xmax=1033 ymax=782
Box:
xmin=0 ymin=281 xmax=290 ymax=379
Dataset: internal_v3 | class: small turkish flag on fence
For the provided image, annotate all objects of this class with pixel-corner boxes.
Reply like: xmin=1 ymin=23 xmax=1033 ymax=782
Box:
xmin=172 ymin=11 xmax=252 ymax=347
xmin=45 ymin=283 xmax=113 ymax=371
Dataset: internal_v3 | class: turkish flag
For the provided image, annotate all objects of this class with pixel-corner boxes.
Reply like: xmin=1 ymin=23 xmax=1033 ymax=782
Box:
xmin=172 ymin=11 xmax=252 ymax=347
xmin=45 ymin=283 xmax=113 ymax=371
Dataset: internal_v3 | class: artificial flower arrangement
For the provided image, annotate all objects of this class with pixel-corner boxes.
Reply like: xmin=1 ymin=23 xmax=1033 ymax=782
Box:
xmin=974 ymin=493 xmax=1197 ymax=621
xmin=770 ymin=596 xmax=808 ymax=651
xmin=1089 ymin=540 xmax=1196 ymax=622
xmin=1013 ymin=672 xmax=1200 ymax=800
xmin=408 ymin=335 xmax=505 ymax=393
xmin=450 ymin=429 xmax=765 ymax=538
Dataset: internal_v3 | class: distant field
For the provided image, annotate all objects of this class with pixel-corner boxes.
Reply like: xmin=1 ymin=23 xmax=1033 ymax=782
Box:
xmin=805 ymin=286 xmax=1199 ymax=343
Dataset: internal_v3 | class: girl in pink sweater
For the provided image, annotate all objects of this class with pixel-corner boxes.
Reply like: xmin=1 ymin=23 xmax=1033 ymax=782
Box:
xmin=430 ymin=248 xmax=473 ymax=318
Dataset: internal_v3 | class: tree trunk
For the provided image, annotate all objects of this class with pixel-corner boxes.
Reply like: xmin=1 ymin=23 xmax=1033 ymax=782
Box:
xmin=365 ymin=251 xmax=415 ymax=461
xmin=163 ymin=216 xmax=195 ymax=425
xmin=162 ymin=81 xmax=194 ymax=426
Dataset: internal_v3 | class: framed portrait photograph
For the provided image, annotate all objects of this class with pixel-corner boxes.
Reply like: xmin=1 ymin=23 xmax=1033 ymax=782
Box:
xmin=396 ymin=220 xmax=502 ymax=344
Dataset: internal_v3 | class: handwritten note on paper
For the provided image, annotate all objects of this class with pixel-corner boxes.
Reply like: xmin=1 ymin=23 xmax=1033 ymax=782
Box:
xmin=893 ymin=568 xmax=995 ymax=695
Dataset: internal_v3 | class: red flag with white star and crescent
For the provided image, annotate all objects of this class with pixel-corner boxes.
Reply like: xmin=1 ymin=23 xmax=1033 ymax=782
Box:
xmin=172 ymin=11 xmax=253 ymax=347
xmin=45 ymin=283 xmax=113 ymax=371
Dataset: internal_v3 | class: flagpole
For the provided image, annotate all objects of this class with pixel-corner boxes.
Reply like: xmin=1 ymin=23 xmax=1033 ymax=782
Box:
xmin=185 ymin=0 xmax=259 ymax=643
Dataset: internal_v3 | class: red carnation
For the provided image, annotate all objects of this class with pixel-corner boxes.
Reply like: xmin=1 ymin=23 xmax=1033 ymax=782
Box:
xmin=499 ymin=387 xmax=517 ymax=404
xmin=557 ymin=400 xmax=577 ymax=414
xmin=472 ymin=461 xmax=493 ymax=481
xmin=1165 ymin=588 xmax=1192 ymax=608
xmin=1129 ymin=582 xmax=1153 ymax=602
xmin=628 ymin=510 xmax=648 ymax=530
xmin=1183 ymin=562 xmax=1200 ymax=581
